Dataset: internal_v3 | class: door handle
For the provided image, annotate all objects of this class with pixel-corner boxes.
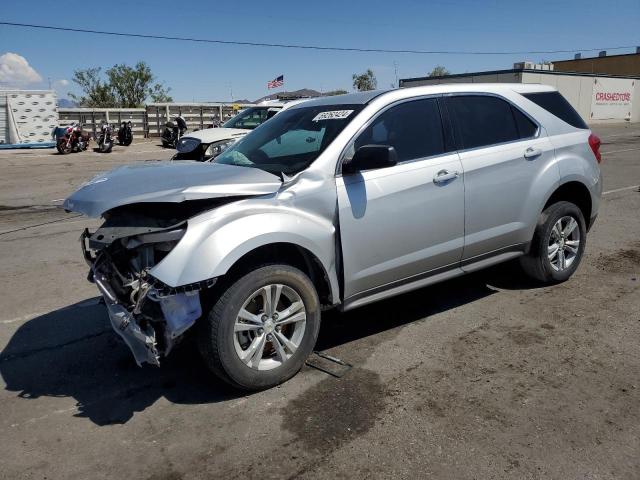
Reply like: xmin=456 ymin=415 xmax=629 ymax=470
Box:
xmin=524 ymin=147 xmax=542 ymax=159
xmin=433 ymin=169 xmax=459 ymax=184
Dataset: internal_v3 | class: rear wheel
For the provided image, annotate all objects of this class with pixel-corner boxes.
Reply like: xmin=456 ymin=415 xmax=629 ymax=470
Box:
xmin=520 ymin=201 xmax=586 ymax=284
xmin=198 ymin=265 xmax=321 ymax=390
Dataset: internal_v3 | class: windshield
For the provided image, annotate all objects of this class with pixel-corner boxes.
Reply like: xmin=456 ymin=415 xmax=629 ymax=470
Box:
xmin=222 ymin=107 xmax=272 ymax=130
xmin=214 ymin=104 xmax=363 ymax=175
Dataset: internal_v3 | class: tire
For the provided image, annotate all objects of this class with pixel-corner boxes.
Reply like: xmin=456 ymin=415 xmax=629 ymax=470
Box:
xmin=56 ymin=139 xmax=71 ymax=154
xmin=198 ymin=265 xmax=321 ymax=391
xmin=520 ymin=201 xmax=586 ymax=284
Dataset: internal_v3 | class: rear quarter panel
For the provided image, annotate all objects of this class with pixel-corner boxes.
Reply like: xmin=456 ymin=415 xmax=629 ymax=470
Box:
xmin=547 ymin=130 xmax=602 ymax=219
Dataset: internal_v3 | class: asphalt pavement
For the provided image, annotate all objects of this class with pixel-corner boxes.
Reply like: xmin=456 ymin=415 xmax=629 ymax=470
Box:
xmin=0 ymin=124 xmax=639 ymax=479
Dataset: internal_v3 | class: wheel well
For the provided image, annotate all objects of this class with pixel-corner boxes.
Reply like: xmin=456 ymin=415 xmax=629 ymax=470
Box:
xmin=222 ymin=243 xmax=334 ymax=307
xmin=544 ymin=182 xmax=593 ymax=227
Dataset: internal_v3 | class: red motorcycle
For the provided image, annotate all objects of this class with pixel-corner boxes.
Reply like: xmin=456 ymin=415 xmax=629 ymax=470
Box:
xmin=55 ymin=124 xmax=91 ymax=154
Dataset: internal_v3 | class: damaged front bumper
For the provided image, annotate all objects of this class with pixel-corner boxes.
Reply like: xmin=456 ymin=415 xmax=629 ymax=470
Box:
xmin=81 ymin=229 xmax=213 ymax=367
xmin=105 ymin=301 xmax=161 ymax=366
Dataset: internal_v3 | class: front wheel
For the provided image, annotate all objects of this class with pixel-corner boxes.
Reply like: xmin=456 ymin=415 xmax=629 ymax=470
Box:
xmin=100 ymin=139 xmax=112 ymax=153
xmin=56 ymin=139 xmax=71 ymax=154
xmin=520 ymin=201 xmax=586 ymax=284
xmin=198 ymin=265 xmax=321 ymax=390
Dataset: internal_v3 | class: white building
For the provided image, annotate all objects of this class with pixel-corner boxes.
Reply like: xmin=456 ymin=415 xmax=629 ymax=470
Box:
xmin=400 ymin=66 xmax=639 ymax=124
xmin=0 ymin=89 xmax=58 ymax=146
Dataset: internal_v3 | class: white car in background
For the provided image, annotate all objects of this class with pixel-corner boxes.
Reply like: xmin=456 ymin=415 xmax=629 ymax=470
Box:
xmin=173 ymin=99 xmax=307 ymax=161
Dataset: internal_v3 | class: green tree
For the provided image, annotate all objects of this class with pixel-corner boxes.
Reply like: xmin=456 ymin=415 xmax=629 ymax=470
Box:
xmin=149 ymin=83 xmax=173 ymax=103
xmin=69 ymin=61 xmax=172 ymax=108
xmin=324 ymin=89 xmax=348 ymax=96
xmin=68 ymin=67 xmax=116 ymax=107
xmin=428 ymin=65 xmax=450 ymax=77
xmin=352 ymin=69 xmax=377 ymax=91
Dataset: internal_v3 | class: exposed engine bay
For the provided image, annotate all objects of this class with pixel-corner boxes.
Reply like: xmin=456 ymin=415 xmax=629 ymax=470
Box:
xmin=81 ymin=202 xmax=224 ymax=366
xmin=62 ymin=161 xmax=285 ymax=367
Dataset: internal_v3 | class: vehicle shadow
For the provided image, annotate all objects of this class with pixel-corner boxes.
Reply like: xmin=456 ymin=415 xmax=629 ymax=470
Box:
xmin=0 ymin=300 xmax=240 ymax=426
xmin=316 ymin=260 xmax=541 ymax=351
xmin=0 ymin=261 xmax=538 ymax=426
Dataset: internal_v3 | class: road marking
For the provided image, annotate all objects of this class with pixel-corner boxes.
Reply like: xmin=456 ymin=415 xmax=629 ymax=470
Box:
xmin=601 ymin=147 xmax=640 ymax=155
xmin=0 ymin=215 xmax=85 ymax=236
xmin=602 ymin=185 xmax=640 ymax=195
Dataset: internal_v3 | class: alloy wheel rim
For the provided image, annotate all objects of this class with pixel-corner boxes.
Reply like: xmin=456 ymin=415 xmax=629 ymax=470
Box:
xmin=233 ymin=284 xmax=307 ymax=371
xmin=548 ymin=215 xmax=580 ymax=271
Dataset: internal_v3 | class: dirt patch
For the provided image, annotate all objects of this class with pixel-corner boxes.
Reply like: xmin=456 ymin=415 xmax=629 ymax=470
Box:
xmin=281 ymin=368 xmax=386 ymax=455
xmin=401 ymin=322 xmax=560 ymax=433
xmin=146 ymin=472 xmax=182 ymax=480
xmin=594 ymin=242 xmax=640 ymax=273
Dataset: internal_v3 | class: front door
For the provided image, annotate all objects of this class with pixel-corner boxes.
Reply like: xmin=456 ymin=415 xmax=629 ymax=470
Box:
xmin=336 ymin=97 xmax=465 ymax=300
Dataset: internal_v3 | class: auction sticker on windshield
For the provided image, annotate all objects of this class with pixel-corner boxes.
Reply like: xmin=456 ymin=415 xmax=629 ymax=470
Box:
xmin=312 ymin=110 xmax=354 ymax=122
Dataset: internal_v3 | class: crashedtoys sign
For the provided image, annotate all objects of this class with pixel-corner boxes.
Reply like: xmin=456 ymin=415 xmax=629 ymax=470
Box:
xmin=591 ymin=78 xmax=634 ymax=120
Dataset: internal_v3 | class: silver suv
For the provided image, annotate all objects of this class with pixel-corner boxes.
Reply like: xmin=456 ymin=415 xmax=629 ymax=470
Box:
xmin=64 ymin=84 xmax=602 ymax=390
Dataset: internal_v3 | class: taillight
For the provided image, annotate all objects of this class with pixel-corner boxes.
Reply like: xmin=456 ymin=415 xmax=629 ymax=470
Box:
xmin=588 ymin=133 xmax=602 ymax=163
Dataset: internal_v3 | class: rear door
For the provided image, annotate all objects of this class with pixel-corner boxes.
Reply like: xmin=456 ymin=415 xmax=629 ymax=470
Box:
xmin=337 ymin=97 xmax=465 ymax=299
xmin=445 ymin=94 xmax=557 ymax=261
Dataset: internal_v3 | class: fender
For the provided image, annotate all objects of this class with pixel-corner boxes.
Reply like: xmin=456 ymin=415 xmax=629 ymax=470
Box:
xmin=149 ymin=201 xmax=341 ymax=302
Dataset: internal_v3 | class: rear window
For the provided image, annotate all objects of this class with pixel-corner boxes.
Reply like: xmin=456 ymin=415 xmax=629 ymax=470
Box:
xmin=522 ymin=92 xmax=588 ymax=129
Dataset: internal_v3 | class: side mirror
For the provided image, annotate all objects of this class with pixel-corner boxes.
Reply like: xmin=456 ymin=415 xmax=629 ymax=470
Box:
xmin=342 ymin=144 xmax=398 ymax=174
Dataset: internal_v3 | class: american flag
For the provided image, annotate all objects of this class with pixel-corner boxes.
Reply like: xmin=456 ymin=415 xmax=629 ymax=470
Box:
xmin=267 ymin=75 xmax=284 ymax=89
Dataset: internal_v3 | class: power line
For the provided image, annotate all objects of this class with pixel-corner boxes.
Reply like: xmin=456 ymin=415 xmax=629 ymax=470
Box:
xmin=0 ymin=21 xmax=637 ymax=56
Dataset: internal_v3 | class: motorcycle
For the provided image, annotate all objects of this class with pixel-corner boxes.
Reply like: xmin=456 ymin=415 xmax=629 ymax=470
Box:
xmin=117 ymin=121 xmax=133 ymax=146
xmin=97 ymin=123 xmax=114 ymax=153
xmin=55 ymin=124 xmax=90 ymax=154
xmin=161 ymin=116 xmax=187 ymax=148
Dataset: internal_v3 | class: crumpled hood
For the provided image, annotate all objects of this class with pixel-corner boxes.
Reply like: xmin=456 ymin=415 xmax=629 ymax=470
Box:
xmin=63 ymin=161 xmax=282 ymax=217
xmin=182 ymin=127 xmax=248 ymax=144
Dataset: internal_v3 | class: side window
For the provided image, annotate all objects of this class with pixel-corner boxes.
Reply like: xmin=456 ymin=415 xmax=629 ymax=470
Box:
xmin=511 ymin=106 xmax=538 ymax=139
xmin=447 ymin=95 xmax=520 ymax=149
xmin=354 ymin=98 xmax=445 ymax=163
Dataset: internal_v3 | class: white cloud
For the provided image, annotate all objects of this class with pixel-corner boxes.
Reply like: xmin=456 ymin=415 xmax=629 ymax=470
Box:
xmin=54 ymin=79 xmax=69 ymax=87
xmin=0 ymin=52 xmax=43 ymax=85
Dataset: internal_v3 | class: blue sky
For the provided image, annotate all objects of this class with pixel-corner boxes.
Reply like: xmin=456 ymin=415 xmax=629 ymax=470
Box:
xmin=1 ymin=0 xmax=639 ymax=102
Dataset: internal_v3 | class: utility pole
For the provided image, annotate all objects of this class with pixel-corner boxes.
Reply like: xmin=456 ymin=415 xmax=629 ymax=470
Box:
xmin=226 ymin=82 xmax=233 ymax=102
xmin=393 ymin=61 xmax=399 ymax=88
xmin=48 ymin=77 xmax=52 ymax=89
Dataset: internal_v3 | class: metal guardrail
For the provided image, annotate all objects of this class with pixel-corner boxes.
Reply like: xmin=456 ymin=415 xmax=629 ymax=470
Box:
xmin=59 ymin=103 xmax=255 ymax=138
xmin=146 ymin=103 xmax=254 ymax=137
xmin=58 ymin=108 xmax=147 ymax=138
